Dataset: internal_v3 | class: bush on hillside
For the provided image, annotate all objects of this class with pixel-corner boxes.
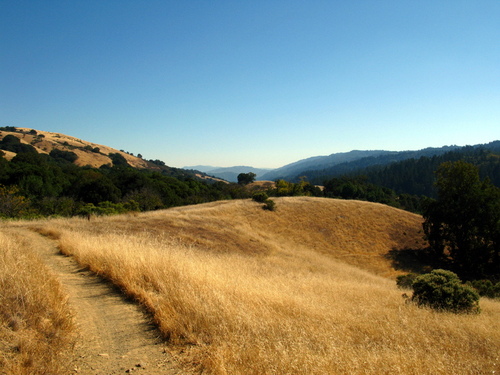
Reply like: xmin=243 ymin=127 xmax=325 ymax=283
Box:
xmin=252 ymin=191 xmax=269 ymax=203
xmin=411 ymin=269 xmax=480 ymax=313
xmin=49 ymin=149 xmax=78 ymax=163
xmin=262 ymin=199 xmax=276 ymax=211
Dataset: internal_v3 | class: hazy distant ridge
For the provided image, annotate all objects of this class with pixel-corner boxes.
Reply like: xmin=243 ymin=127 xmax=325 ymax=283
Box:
xmin=260 ymin=150 xmax=392 ymax=181
xmin=185 ymin=142 xmax=499 ymax=183
xmin=184 ymin=165 xmax=272 ymax=183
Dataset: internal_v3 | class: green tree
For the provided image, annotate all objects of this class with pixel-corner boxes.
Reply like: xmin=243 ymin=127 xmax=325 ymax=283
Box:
xmin=237 ymin=172 xmax=256 ymax=185
xmin=423 ymin=161 xmax=500 ymax=279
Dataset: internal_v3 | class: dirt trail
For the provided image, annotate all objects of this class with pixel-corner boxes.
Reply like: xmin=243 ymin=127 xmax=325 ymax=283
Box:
xmin=12 ymin=228 xmax=186 ymax=375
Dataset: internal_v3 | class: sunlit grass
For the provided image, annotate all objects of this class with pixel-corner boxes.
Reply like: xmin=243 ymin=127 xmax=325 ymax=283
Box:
xmin=26 ymin=197 xmax=499 ymax=374
xmin=0 ymin=230 xmax=75 ymax=375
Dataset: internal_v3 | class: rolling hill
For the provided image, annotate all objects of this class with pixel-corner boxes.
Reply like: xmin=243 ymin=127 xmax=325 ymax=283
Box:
xmin=0 ymin=127 xmax=151 ymax=168
xmin=0 ymin=127 xmax=220 ymax=181
xmin=9 ymin=197 xmax=498 ymax=374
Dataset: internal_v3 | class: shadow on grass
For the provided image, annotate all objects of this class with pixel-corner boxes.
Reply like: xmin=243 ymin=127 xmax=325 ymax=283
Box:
xmin=384 ymin=247 xmax=439 ymax=274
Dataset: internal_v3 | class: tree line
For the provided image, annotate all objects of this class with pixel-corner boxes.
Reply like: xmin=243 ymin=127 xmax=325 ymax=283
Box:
xmin=0 ymin=138 xmax=249 ymax=218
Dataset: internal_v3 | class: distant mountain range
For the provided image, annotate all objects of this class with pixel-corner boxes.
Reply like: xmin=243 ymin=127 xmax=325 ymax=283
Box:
xmin=187 ymin=141 xmax=500 ymax=183
xmin=283 ymin=141 xmax=500 ymax=183
xmin=183 ymin=166 xmax=272 ymax=183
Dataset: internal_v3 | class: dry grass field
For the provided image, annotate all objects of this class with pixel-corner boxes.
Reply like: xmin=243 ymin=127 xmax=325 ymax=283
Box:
xmin=0 ymin=230 xmax=75 ymax=374
xmin=4 ymin=197 xmax=500 ymax=374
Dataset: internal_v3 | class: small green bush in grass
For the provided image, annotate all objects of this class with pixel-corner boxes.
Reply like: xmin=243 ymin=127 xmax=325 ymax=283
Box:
xmin=262 ymin=199 xmax=276 ymax=211
xmin=411 ymin=269 xmax=480 ymax=313
xmin=252 ymin=192 xmax=269 ymax=203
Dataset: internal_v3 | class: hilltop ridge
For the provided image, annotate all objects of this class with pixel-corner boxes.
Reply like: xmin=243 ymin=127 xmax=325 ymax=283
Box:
xmin=0 ymin=127 xmax=151 ymax=169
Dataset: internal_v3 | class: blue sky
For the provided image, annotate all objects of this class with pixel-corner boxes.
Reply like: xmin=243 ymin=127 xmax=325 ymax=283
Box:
xmin=1 ymin=1 xmax=499 ymax=168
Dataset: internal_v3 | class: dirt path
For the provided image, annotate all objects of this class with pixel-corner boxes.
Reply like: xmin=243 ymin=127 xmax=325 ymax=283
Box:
xmin=12 ymin=228 xmax=187 ymax=375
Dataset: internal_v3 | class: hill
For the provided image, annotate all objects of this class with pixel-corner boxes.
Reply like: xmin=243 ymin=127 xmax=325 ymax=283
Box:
xmin=11 ymin=197 xmax=499 ymax=374
xmin=0 ymin=126 xmax=219 ymax=181
xmin=0 ymin=126 xmax=247 ymax=218
xmin=66 ymin=196 xmax=428 ymax=278
xmin=0 ymin=127 xmax=151 ymax=169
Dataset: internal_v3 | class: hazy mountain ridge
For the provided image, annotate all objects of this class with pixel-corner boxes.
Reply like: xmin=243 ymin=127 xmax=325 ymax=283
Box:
xmin=260 ymin=150 xmax=393 ymax=181
xmin=294 ymin=145 xmax=464 ymax=182
xmin=260 ymin=143 xmax=500 ymax=182
xmin=184 ymin=165 xmax=272 ymax=183
xmin=193 ymin=141 xmax=499 ymax=184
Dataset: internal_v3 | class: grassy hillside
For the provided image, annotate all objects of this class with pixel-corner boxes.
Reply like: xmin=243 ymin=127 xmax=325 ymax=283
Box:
xmin=9 ymin=197 xmax=500 ymax=374
xmin=0 ymin=127 xmax=150 ymax=169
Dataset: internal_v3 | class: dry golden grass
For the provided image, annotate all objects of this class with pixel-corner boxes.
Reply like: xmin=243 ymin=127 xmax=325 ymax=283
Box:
xmin=16 ymin=197 xmax=499 ymax=374
xmin=0 ymin=230 xmax=75 ymax=375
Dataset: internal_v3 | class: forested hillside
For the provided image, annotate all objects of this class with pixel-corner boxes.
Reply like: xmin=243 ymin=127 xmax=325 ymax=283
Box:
xmin=299 ymin=141 xmax=499 ymax=187
xmin=360 ymin=146 xmax=500 ymax=196
xmin=338 ymin=146 xmax=500 ymax=197
xmin=314 ymin=143 xmax=500 ymax=196
xmin=0 ymin=128 xmax=250 ymax=218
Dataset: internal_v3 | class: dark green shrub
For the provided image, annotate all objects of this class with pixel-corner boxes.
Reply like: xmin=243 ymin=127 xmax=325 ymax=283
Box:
xmin=396 ymin=273 xmax=418 ymax=289
xmin=263 ymin=199 xmax=276 ymax=211
xmin=109 ymin=153 xmax=129 ymax=167
xmin=49 ymin=149 xmax=78 ymax=163
xmin=252 ymin=192 xmax=269 ymax=203
xmin=411 ymin=269 xmax=480 ymax=313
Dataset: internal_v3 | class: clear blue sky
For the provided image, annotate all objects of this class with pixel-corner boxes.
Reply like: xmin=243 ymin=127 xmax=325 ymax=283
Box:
xmin=1 ymin=1 xmax=499 ymax=168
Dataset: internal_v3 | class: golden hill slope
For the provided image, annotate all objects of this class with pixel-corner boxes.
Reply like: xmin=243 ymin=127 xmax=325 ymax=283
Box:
xmin=0 ymin=127 xmax=150 ymax=169
xmin=16 ymin=197 xmax=498 ymax=374
xmin=52 ymin=197 xmax=427 ymax=278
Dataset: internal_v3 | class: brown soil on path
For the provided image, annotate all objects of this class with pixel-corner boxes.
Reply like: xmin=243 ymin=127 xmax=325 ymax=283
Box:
xmin=11 ymin=228 xmax=187 ymax=375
